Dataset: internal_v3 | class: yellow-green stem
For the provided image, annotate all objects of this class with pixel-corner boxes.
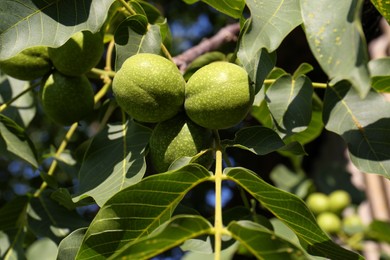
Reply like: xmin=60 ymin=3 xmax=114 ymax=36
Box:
xmin=214 ymin=148 xmax=223 ymax=260
xmin=212 ymin=129 xmax=223 ymax=260
xmin=116 ymin=0 xmax=136 ymax=15
xmin=263 ymin=79 xmax=327 ymax=88
xmin=34 ymin=122 xmax=78 ymax=197
xmin=0 ymin=82 xmax=39 ymax=113
xmin=94 ymin=80 xmax=112 ymax=104
xmin=90 ymin=68 xmax=116 ymax=78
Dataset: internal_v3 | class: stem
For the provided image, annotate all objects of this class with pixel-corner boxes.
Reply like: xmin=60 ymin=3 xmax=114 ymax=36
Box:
xmin=263 ymin=79 xmax=327 ymax=88
xmin=213 ymin=130 xmax=223 ymax=260
xmin=0 ymin=82 xmax=39 ymax=113
xmin=116 ymin=0 xmax=136 ymax=15
xmin=90 ymin=68 xmax=116 ymax=78
xmin=34 ymin=122 xmax=79 ymax=197
xmin=94 ymin=80 xmax=112 ymax=104
xmin=105 ymin=39 xmax=116 ymax=72
xmin=161 ymin=43 xmax=173 ymax=62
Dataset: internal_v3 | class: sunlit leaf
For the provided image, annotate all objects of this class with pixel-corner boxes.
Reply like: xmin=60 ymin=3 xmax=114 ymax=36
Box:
xmin=368 ymin=57 xmax=390 ymax=92
xmin=292 ymin=63 xmax=314 ymax=79
xmin=301 ymin=0 xmax=371 ymax=97
xmin=76 ymin=164 xmax=212 ymax=259
xmin=183 ymin=0 xmax=245 ymax=18
xmin=26 ymin=238 xmax=57 ymax=260
xmin=371 ymin=0 xmax=390 ymax=23
xmin=57 ymin=228 xmax=87 ymax=260
xmin=228 ymin=220 xmax=306 ymax=259
xmin=323 ymin=81 xmax=390 ymax=178
xmin=225 ymin=167 xmax=363 ymax=259
xmin=108 ymin=215 xmax=213 ymax=259
xmin=266 ymin=75 xmax=313 ymax=138
xmin=0 ymin=114 xmax=38 ymax=168
xmin=114 ymin=15 xmax=162 ymax=70
xmin=240 ymin=0 xmax=302 ymax=57
xmin=0 ymin=0 xmax=114 ymax=60
xmin=73 ymin=120 xmax=152 ymax=206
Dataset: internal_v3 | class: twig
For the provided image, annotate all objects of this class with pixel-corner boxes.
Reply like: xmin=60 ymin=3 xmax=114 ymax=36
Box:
xmin=173 ymin=23 xmax=240 ymax=72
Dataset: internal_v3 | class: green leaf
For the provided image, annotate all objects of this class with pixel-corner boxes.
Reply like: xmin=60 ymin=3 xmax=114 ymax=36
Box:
xmin=28 ymin=191 xmax=89 ymax=244
xmin=183 ymin=0 xmax=245 ymax=18
xmin=228 ymin=126 xmax=306 ymax=156
xmin=0 ymin=196 xmax=29 ymax=260
xmin=237 ymin=45 xmax=276 ymax=94
xmin=114 ymin=15 xmax=162 ymax=70
xmin=76 ymin=164 xmax=212 ymax=259
xmin=323 ymin=81 xmax=390 ymax=178
xmin=240 ymin=0 xmax=302 ymax=56
xmin=292 ymin=63 xmax=314 ymax=79
xmin=73 ymin=120 xmax=151 ymax=206
xmin=0 ymin=77 xmax=36 ymax=128
xmin=228 ymin=220 xmax=306 ymax=259
xmin=57 ymin=228 xmax=87 ymax=260
xmin=0 ymin=0 xmax=114 ymax=60
xmin=108 ymin=215 xmax=213 ymax=259
xmin=371 ymin=0 xmax=390 ymax=23
xmin=0 ymin=114 xmax=38 ymax=168
xmin=266 ymin=75 xmax=313 ymax=138
xmin=282 ymin=93 xmax=324 ymax=145
xmin=26 ymin=238 xmax=57 ymax=260
xmin=301 ymin=0 xmax=371 ymax=97
xmin=225 ymin=167 xmax=363 ymax=259
xmin=366 ymin=220 xmax=390 ymax=243
xmin=270 ymin=165 xmax=312 ymax=198
xmin=368 ymin=57 xmax=390 ymax=92
xmin=228 ymin=126 xmax=285 ymax=155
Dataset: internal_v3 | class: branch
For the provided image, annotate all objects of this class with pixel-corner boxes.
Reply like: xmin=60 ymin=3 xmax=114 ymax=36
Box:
xmin=173 ymin=23 xmax=240 ymax=72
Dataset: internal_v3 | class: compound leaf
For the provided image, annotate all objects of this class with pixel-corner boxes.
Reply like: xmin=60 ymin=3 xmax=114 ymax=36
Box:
xmin=76 ymin=164 xmax=212 ymax=259
xmin=109 ymin=215 xmax=213 ymax=259
xmin=225 ymin=167 xmax=363 ymax=259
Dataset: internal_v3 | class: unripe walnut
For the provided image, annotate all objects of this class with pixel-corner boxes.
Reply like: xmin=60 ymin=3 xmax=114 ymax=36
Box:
xmin=184 ymin=62 xmax=253 ymax=129
xmin=112 ymin=53 xmax=186 ymax=123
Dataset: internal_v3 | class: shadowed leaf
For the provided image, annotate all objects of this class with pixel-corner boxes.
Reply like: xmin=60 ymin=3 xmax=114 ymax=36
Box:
xmin=323 ymin=81 xmax=390 ymax=178
xmin=73 ymin=120 xmax=152 ymax=206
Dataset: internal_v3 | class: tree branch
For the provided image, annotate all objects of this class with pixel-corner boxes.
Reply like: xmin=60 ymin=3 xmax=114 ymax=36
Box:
xmin=173 ymin=23 xmax=240 ymax=72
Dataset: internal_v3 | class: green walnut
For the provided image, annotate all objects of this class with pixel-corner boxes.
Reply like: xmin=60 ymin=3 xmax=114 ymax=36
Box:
xmin=184 ymin=61 xmax=253 ymax=129
xmin=306 ymin=192 xmax=329 ymax=215
xmin=40 ymin=71 xmax=94 ymax=125
xmin=112 ymin=53 xmax=186 ymax=123
xmin=317 ymin=212 xmax=342 ymax=234
xmin=0 ymin=46 xmax=52 ymax=80
xmin=149 ymin=114 xmax=213 ymax=172
xmin=328 ymin=190 xmax=351 ymax=214
xmin=48 ymin=31 xmax=104 ymax=76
